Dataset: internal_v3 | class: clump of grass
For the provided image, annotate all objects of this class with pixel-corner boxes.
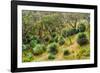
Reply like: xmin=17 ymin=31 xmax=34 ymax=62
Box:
xmin=59 ymin=36 xmax=65 ymax=45
xmin=51 ymin=32 xmax=57 ymax=38
xmin=32 ymin=44 xmax=46 ymax=56
xmin=77 ymin=33 xmax=88 ymax=46
xmin=76 ymin=48 xmax=90 ymax=59
xmin=64 ymin=54 xmax=76 ymax=60
xmin=23 ymin=57 xmax=31 ymax=62
xmin=22 ymin=44 xmax=30 ymax=50
xmin=77 ymin=23 xmax=86 ymax=32
xmin=44 ymin=36 xmax=50 ymax=42
xmin=30 ymin=39 xmax=38 ymax=48
xmin=62 ymin=28 xmax=78 ymax=38
xmin=63 ymin=49 xmax=70 ymax=56
xmin=22 ymin=52 xmax=33 ymax=62
xmin=54 ymin=36 xmax=59 ymax=43
xmin=49 ymin=36 xmax=58 ymax=43
xmin=48 ymin=43 xmax=58 ymax=55
xmin=48 ymin=54 xmax=55 ymax=60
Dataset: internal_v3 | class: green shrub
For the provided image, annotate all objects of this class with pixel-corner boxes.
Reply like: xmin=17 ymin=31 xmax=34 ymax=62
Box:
xmin=64 ymin=50 xmax=70 ymax=56
xmin=51 ymin=33 xmax=57 ymax=38
xmin=54 ymin=36 xmax=58 ymax=43
xmin=66 ymin=28 xmax=78 ymax=37
xmin=77 ymin=33 xmax=88 ymax=46
xmin=30 ymin=39 xmax=38 ymax=48
xmin=62 ymin=29 xmax=78 ymax=37
xmin=32 ymin=44 xmax=46 ymax=55
xmin=76 ymin=48 xmax=90 ymax=59
xmin=48 ymin=43 xmax=58 ymax=55
xmin=22 ymin=44 xmax=30 ymax=50
xmin=59 ymin=36 xmax=65 ymax=45
xmin=22 ymin=44 xmax=27 ymax=50
xmin=48 ymin=54 xmax=55 ymax=60
xmin=23 ymin=57 xmax=31 ymax=62
xmin=62 ymin=30 xmax=68 ymax=38
xmin=27 ymin=52 xmax=33 ymax=59
xmin=49 ymin=36 xmax=58 ymax=43
xmin=77 ymin=23 xmax=86 ymax=32
xmin=44 ymin=36 xmax=50 ymax=42
xmin=23 ymin=35 xmax=37 ymax=44
xmin=23 ymin=52 xmax=33 ymax=62
xmin=32 ymin=36 xmax=40 ymax=43
xmin=49 ymin=39 xmax=54 ymax=43
xmin=42 ymin=45 xmax=47 ymax=52
xmin=23 ymin=35 xmax=30 ymax=44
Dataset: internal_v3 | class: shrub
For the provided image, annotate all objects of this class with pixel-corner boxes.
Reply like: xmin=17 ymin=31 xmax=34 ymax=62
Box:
xmin=66 ymin=28 xmax=78 ymax=37
xmin=54 ymin=36 xmax=58 ymax=43
xmin=22 ymin=44 xmax=30 ymax=50
xmin=32 ymin=44 xmax=46 ymax=55
xmin=49 ymin=36 xmax=59 ymax=43
xmin=22 ymin=44 xmax=27 ymax=50
xmin=76 ymin=48 xmax=90 ymax=59
xmin=77 ymin=33 xmax=88 ymax=46
xmin=23 ymin=52 xmax=33 ymax=62
xmin=27 ymin=52 xmax=33 ymax=58
xmin=48 ymin=43 xmax=58 ymax=55
xmin=23 ymin=57 xmax=31 ymax=62
xmin=42 ymin=45 xmax=47 ymax=52
xmin=23 ymin=35 xmax=31 ymax=44
xmin=59 ymin=36 xmax=65 ymax=45
xmin=48 ymin=54 xmax=55 ymax=60
xmin=23 ymin=35 xmax=38 ymax=44
xmin=44 ymin=36 xmax=50 ymax=42
xmin=77 ymin=23 xmax=86 ymax=32
xmin=49 ymin=38 xmax=54 ymax=43
xmin=62 ymin=30 xmax=68 ymax=38
xmin=51 ymin=33 xmax=56 ymax=38
xmin=63 ymin=50 xmax=70 ymax=56
xmin=30 ymin=39 xmax=38 ymax=48
xmin=62 ymin=28 xmax=78 ymax=37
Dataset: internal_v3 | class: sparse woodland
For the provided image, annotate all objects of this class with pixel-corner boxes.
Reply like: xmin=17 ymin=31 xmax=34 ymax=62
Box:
xmin=22 ymin=10 xmax=90 ymax=62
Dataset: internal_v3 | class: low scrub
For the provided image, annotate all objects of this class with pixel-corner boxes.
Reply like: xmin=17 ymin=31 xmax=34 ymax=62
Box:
xmin=59 ymin=36 xmax=65 ymax=45
xmin=77 ymin=23 xmax=86 ymax=32
xmin=48 ymin=54 xmax=55 ymax=60
xmin=32 ymin=44 xmax=46 ymax=55
xmin=22 ymin=44 xmax=30 ymax=50
xmin=77 ymin=33 xmax=88 ymax=46
xmin=63 ymin=50 xmax=70 ymax=56
xmin=23 ymin=52 xmax=33 ymax=62
xmin=62 ymin=28 xmax=78 ymax=37
xmin=48 ymin=43 xmax=58 ymax=55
